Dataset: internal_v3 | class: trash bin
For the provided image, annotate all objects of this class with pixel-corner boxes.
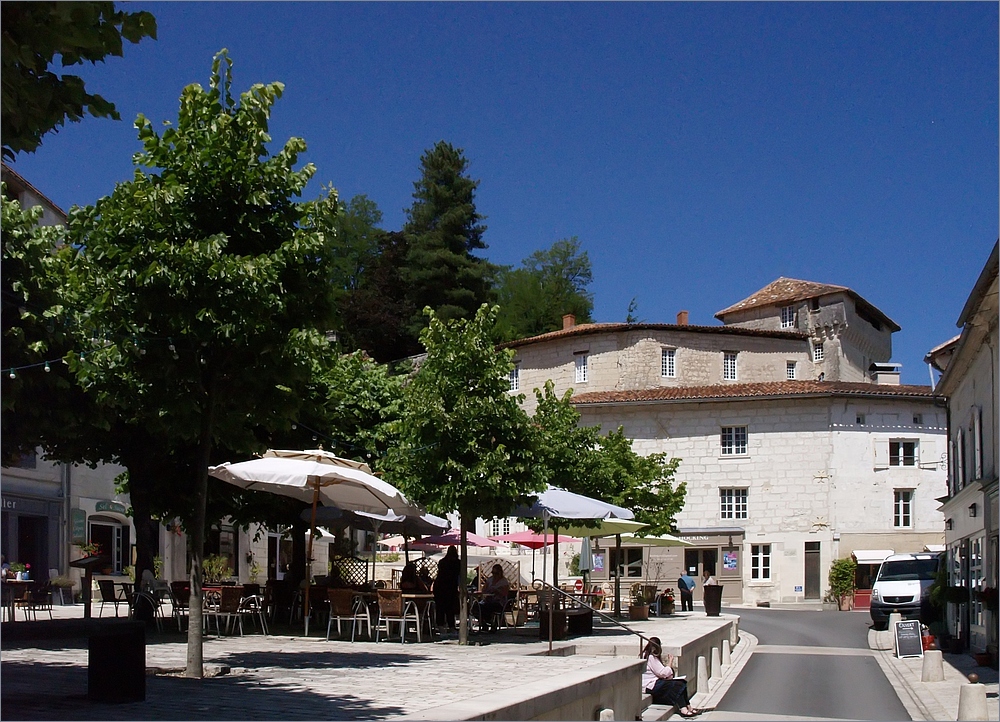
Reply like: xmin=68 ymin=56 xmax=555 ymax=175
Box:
xmin=703 ymin=585 xmax=723 ymax=617
xmin=88 ymin=620 xmax=145 ymax=702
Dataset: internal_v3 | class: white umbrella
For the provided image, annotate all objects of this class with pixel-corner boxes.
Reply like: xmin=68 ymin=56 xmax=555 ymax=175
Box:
xmin=513 ymin=487 xmax=635 ymax=647
xmin=210 ymin=449 xmax=422 ymax=634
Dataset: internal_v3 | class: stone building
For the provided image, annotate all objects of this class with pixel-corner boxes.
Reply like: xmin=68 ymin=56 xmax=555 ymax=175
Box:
xmin=502 ymin=278 xmax=947 ymax=606
xmin=926 ymin=241 xmax=998 ymax=655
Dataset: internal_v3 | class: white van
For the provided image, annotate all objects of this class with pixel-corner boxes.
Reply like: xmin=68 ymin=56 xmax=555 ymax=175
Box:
xmin=869 ymin=552 xmax=942 ymax=629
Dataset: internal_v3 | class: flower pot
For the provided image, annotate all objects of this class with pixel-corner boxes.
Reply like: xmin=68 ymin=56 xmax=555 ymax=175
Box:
xmin=838 ymin=593 xmax=854 ymax=611
xmin=973 ymin=652 xmax=993 ymax=667
xmin=629 ymin=604 xmax=649 ymax=621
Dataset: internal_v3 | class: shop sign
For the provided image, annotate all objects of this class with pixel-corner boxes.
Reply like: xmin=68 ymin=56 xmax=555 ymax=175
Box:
xmin=95 ymin=500 xmax=127 ymax=515
xmin=71 ymin=508 xmax=87 ymax=543
xmin=1 ymin=497 xmax=16 ymax=511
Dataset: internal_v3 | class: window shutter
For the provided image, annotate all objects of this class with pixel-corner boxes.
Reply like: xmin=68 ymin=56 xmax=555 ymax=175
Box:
xmin=973 ymin=407 xmax=983 ymax=480
xmin=919 ymin=439 xmax=938 ymax=469
xmin=873 ymin=439 xmax=889 ymax=470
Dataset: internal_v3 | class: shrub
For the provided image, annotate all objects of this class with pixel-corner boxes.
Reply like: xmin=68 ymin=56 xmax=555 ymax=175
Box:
xmin=828 ymin=557 xmax=856 ymax=603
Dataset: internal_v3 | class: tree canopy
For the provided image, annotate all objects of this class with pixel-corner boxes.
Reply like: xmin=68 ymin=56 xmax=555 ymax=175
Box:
xmin=1 ymin=1 xmax=157 ymax=159
xmin=54 ymin=51 xmax=340 ymax=675
xmin=494 ymin=237 xmax=594 ymax=341
xmin=402 ymin=141 xmax=495 ymax=338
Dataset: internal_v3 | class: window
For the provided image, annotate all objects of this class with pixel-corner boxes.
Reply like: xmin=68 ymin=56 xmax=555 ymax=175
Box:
xmin=720 ymin=488 xmax=748 ymax=519
xmin=893 ymin=489 xmax=913 ymax=528
xmin=786 ymin=361 xmax=796 ymax=379
xmin=973 ymin=407 xmax=983 ymax=480
xmin=912 ymin=414 xmax=923 ymax=426
xmin=721 ymin=426 xmax=748 ymax=456
xmin=610 ymin=547 xmax=643 ymax=578
xmin=508 ymin=363 xmax=520 ymax=391
xmin=812 ymin=342 xmax=824 ymax=362
xmin=723 ymin=352 xmax=738 ymax=381
xmin=751 ymin=544 xmax=771 ymax=580
xmin=780 ymin=306 xmax=795 ymax=328
xmin=661 ymin=348 xmax=676 ymax=378
xmin=575 ymin=354 xmax=588 ymax=383
xmin=488 ymin=518 xmax=511 ymax=536
xmin=856 ymin=414 xmax=866 ymax=426
xmin=809 ymin=298 xmax=820 ymax=312
xmin=890 ymin=440 xmax=917 ymax=466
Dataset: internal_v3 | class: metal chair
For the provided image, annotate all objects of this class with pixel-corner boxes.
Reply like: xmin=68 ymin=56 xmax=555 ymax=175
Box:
xmin=169 ymin=581 xmax=190 ymax=631
xmin=326 ymin=588 xmax=369 ymax=641
xmin=375 ymin=589 xmax=421 ymax=643
xmin=97 ymin=579 xmax=121 ymax=617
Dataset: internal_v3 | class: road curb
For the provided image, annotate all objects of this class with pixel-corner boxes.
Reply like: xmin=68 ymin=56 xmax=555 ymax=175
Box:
xmin=691 ymin=630 xmax=758 ymax=710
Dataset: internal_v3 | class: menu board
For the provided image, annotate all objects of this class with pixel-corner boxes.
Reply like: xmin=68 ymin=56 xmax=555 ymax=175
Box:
xmin=894 ymin=619 xmax=923 ymax=658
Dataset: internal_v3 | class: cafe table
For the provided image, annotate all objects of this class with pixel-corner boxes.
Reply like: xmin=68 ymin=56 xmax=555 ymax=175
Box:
xmin=2 ymin=579 xmax=34 ymax=622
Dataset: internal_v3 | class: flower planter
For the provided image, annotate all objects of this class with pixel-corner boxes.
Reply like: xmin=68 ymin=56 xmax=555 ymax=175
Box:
xmin=629 ymin=604 xmax=649 ymax=621
xmin=703 ymin=585 xmax=723 ymax=617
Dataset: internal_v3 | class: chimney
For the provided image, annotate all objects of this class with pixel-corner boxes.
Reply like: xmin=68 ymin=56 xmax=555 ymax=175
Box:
xmin=562 ymin=314 xmax=576 ymax=330
xmin=676 ymin=310 xmax=689 ymax=326
xmin=870 ymin=362 xmax=902 ymax=386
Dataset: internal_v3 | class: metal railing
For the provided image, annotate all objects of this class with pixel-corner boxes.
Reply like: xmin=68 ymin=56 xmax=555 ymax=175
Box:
xmin=531 ymin=579 xmax=651 ymax=655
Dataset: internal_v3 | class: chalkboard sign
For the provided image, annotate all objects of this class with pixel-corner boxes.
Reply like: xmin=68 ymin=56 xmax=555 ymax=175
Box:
xmin=895 ymin=619 xmax=923 ymax=658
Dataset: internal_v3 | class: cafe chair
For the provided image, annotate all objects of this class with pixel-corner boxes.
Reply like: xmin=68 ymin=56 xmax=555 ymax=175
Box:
xmin=97 ymin=579 xmax=121 ymax=618
xmin=375 ymin=588 xmax=421 ymax=643
xmin=205 ymin=586 xmax=243 ymax=636
xmin=169 ymin=581 xmax=191 ymax=631
xmin=238 ymin=587 xmax=269 ymax=636
xmin=326 ymin=588 xmax=369 ymax=641
xmin=17 ymin=583 xmax=53 ymax=621
xmin=127 ymin=589 xmax=164 ymax=632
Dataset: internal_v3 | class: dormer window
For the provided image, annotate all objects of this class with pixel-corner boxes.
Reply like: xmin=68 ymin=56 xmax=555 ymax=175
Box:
xmin=809 ymin=298 xmax=820 ymax=312
xmin=780 ymin=306 xmax=795 ymax=328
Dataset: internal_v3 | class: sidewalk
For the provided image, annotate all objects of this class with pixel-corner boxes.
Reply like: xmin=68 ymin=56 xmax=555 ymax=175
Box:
xmin=872 ymin=642 xmax=998 ymax=721
xmin=1 ymin=602 xmax=745 ymax=721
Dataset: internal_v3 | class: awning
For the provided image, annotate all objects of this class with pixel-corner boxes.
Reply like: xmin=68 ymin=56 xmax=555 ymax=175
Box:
xmin=852 ymin=549 xmax=894 ymax=564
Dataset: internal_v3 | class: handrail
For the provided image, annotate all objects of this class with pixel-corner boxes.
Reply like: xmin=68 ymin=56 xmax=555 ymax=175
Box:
xmin=531 ymin=579 xmax=651 ymax=655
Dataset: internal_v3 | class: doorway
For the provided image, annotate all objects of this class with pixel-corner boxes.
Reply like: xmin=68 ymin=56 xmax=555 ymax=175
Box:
xmin=804 ymin=541 xmax=821 ymax=599
xmin=684 ymin=548 xmax=718 ymax=600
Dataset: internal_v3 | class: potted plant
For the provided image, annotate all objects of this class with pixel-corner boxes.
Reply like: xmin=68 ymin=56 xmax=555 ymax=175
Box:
xmin=828 ymin=557 xmax=856 ymax=611
xmin=629 ymin=583 xmax=650 ymax=620
xmin=76 ymin=540 xmax=102 ymax=558
xmin=660 ymin=588 xmax=676 ymax=615
xmin=203 ymin=554 xmax=232 ymax=584
xmin=8 ymin=562 xmax=29 ymax=580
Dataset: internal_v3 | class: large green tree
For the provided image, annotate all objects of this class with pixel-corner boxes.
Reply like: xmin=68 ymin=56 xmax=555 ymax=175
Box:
xmin=1 ymin=2 xmax=156 ymax=159
xmin=402 ymin=141 xmax=494 ymax=338
xmin=59 ymin=52 xmax=339 ymax=676
xmin=494 ymin=237 xmax=595 ymax=341
xmin=384 ymin=304 xmax=540 ymax=643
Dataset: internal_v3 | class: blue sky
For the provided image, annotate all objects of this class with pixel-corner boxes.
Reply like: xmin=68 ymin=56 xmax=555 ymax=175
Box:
xmin=8 ymin=2 xmax=997 ymax=385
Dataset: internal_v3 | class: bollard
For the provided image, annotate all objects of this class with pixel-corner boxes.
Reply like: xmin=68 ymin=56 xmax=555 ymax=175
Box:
xmin=956 ymin=676 xmax=989 ymax=721
xmin=920 ymin=649 xmax=944 ymax=682
xmin=697 ymin=655 xmax=709 ymax=695
xmin=710 ymin=646 xmax=722 ymax=682
xmin=598 ymin=708 xmax=615 ymax=721
xmin=722 ymin=638 xmax=731 ymax=667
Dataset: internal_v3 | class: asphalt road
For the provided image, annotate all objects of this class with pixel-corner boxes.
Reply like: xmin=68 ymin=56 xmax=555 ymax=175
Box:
xmin=703 ymin=608 xmax=910 ymax=722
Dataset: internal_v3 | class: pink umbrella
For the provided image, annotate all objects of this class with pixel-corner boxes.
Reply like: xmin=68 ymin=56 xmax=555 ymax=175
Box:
xmin=489 ymin=530 xmax=578 ymax=550
xmin=410 ymin=529 xmax=501 ymax=548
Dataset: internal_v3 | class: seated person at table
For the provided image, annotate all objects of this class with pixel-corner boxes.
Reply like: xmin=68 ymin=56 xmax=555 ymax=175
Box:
xmin=399 ymin=562 xmax=430 ymax=593
xmin=475 ymin=564 xmax=510 ymax=632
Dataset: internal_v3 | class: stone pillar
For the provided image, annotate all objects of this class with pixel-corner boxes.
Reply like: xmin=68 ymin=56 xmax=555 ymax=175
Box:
xmin=919 ymin=650 xmax=944 ymax=682
xmin=711 ymin=647 xmax=722 ymax=683
xmin=957 ymin=680 xmax=989 ymax=721
xmin=598 ymin=708 xmax=615 ymax=721
xmin=722 ymin=639 xmax=732 ymax=667
xmin=697 ymin=655 xmax=709 ymax=695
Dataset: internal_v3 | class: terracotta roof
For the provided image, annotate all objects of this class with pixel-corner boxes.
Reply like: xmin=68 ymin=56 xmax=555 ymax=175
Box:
xmin=499 ymin=322 xmax=807 ymax=350
xmin=1 ymin=164 xmax=67 ymax=221
xmin=714 ymin=277 xmax=900 ymax=332
xmin=570 ymin=380 xmax=936 ymax=405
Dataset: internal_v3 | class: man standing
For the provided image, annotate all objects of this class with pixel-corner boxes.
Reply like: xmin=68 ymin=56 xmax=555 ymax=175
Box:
xmin=677 ymin=572 xmax=695 ymax=612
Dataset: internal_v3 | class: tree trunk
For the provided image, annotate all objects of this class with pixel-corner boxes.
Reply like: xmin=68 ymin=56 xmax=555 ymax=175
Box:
xmin=123 ymin=451 xmax=157 ymax=591
xmin=186 ymin=373 xmax=216 ymax=679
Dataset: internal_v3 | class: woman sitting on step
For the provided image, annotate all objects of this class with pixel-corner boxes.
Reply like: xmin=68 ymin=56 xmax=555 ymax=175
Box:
xmin=641 ymin=637 xmax=700 ymax=718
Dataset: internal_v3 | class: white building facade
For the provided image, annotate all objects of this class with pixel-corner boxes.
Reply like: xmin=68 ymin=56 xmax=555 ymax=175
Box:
xmin=927 ymin=241 xmax=998 ymax=656
xmin=502 ymin=278 xmax=947 ymax=606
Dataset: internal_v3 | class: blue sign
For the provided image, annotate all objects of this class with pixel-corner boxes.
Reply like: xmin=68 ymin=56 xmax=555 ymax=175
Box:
xmin=794 ymin=585 xmax=803 ymax=592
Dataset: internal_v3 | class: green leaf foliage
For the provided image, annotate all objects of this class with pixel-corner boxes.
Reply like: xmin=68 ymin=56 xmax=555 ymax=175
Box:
xmin=384 ymin=304 xmax=541 ymax=522
xmin=828 ymin=556 xmax=857 ymax=599
xmin=402 ymin=141 xmax=495 ymax=337
xmin=494 ymin=237 xmax=595 ymax=341
xmin=1 ymin=2 xmax=157 ymax=159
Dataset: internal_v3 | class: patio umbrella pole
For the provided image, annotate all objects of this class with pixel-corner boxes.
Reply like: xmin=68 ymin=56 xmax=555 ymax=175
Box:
xmin=614 ymin=533 xmax=622 ymax=618
xmin=303 ymin=482 xmax=321 ymax=636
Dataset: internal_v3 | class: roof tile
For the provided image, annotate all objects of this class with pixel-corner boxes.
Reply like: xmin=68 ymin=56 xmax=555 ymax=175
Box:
xmin=570 ymin=380 xmax=935 ymax=405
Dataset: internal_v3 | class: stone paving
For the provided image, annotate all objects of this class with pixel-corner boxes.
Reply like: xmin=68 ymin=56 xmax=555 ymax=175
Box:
xmin=2 ymin=603 xmax=722 ymax=721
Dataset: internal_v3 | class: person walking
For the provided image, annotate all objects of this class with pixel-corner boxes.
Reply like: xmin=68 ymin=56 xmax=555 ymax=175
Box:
xmin=677 ymin=572 xmax=695 ymax=612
